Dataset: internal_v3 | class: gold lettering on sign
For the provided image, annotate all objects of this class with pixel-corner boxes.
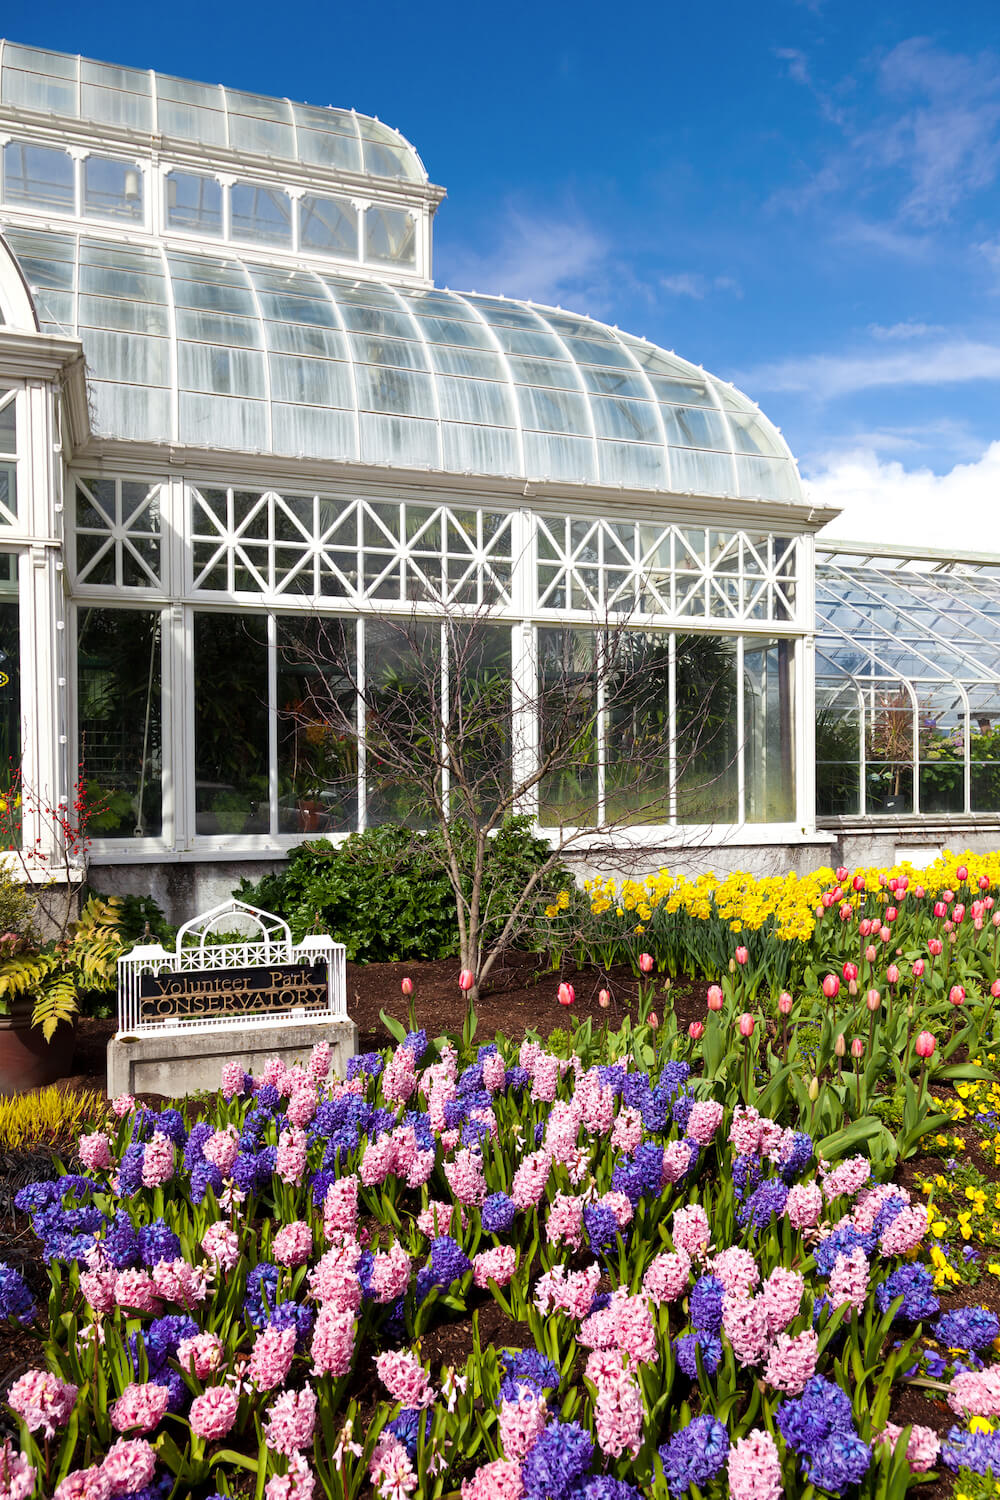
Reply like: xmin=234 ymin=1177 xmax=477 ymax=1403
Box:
xmin=138 ymin=963 xmax=329 ymax=1023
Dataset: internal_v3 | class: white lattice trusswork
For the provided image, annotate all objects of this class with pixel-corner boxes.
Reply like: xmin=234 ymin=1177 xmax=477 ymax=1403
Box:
xmin=75 ymin=478 xmax=163 ymax=587
xmin=189 ymin=485 xmax=514 ymax=605
xmin=535 ymin=515 xmax=797 ymax=622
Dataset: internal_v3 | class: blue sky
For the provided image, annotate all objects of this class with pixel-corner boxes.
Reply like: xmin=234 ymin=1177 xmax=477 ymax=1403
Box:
xmin=7 ymin=0 xmax=1000 ymax=548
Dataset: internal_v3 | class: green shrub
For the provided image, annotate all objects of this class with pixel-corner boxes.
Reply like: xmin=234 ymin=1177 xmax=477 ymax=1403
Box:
xmin=0 ymin=866 xmax=37 ymax=942
xmin=235 ymin=816 xmax=567 ymax=963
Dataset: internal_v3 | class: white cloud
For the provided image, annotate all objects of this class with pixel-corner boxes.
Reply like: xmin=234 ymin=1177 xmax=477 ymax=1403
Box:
xmin=805 ymin=442 xmax=1000 ymax=551
xmin=740 ymin=337 xmax=1000 ymax=399
xmin=435 ymin=208 xmax=612 ymax=309
xmin=867 ymin=320 xmax=944 ymax=341
xmin=661 ymin=272 xmax=742 ymax=300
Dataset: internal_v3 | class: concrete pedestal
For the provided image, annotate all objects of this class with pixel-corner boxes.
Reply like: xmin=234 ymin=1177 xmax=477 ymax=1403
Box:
xmin=107 ymin=1016 xmax=359 ymax=1098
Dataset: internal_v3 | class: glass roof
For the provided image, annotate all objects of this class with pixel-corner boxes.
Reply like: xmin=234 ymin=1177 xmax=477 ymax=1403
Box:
xmin=1 ymin=226 xmax=802 ymax=501
xmin=816 ymin=547 xmax=1000 ymax=714
xmin=0 ymin=41 xmax=427 ymax=184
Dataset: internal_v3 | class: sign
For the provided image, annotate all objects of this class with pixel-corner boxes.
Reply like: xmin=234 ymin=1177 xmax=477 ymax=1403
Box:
xmin=138 ymin=961 xmax=330 ymax=1024
xmin=116 ymin=899 xmax=347 ymax=1037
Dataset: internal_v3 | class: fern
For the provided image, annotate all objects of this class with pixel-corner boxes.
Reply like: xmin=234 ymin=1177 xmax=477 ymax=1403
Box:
xmin=0 ymin=894 xmax=125 ymax=1040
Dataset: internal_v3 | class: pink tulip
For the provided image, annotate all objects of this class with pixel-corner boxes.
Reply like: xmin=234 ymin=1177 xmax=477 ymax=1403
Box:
xmin=865 ymin=944 xmax=877 ymax=963
xmin=914 ymin=885 xmax=925 ymax=899
xmin=879 ymin=873 xmax=887 ymax=887
xmin=836 ymin=865 xmax=849 ymax=883
xmin=707 ymin=985 xmax=724 ymax=1011
xmin=557 ymin=983 xmax=575 ymax=1007
xmin=994 ymin=913 xmax=1000 ymax=928
xmin=842 ymin=961 xmax=858 ymax=982
xmin=886 ymin=964 xmax=900 ymax=985
xmin=943 ymin=888 xmax=955 ymax=903
xmin=949 ymin=985 xmax=966 ymax=1007
xmin=928 ymin=939 xmax=943 ymax=957
xmin=738 ymin=1012 xmax=755 ymax=1037
xmin=885 ymin=906 xmax=897 ymax=923
xmin=458 ymin=970 xmax=475 ymax=992
xmin=401 ymin=977 xmax=413 ymax=997
xmin=933 ymin=901 xmax=947 ymax=919
xmin=822 ymin=974 xmax=840 ymax=999
xmin=853 ymin=875 xmax=866 ymax=892
xmin=980 ymin=874 xmax=990 ymax=891
xmin=914 ymin=1031 xmax=936 ymax=1059
xmin=734 ymin=946 xmax=749 ymax=966
xmin=688 ymin=1021 xmax=704 ymax=1040
xmin=953 ymin=903 xmax=966 ymax=924
xmin=859 ymin=917 xmax=872 ymax=937
xmin=839 ymin=902 xmax=853 ymax=922
xmin=834 ymin=1033 xmax=846 ymax=1057
xmin=648 ymin=1012 xmax=659 ymax=1030
xmin=956 ymin=865 xmax=968 ymax=882
xmin=880 ymin=925 xmax=892 ymax=942
xmin=638 ymin=952 xmax=654 ymax=974
xmin=778 ymin=992 xmax=793 ymax=1016
xmin=821 ymin=891 xmax=835 ymax=909
xmin=866 ymin=989 xmax=880 ymax=1011
xmin=911 ymin=959 xmax=925 ymax=977
xmin=815 ymin=905 xmax=825 ymax=921
xmin=851 ymin=1038 xmax=864 ymax=1059
xmin=944 ymin=920 xmax=954 ymax=933
xmin=975 ymin=917 xmax=984 ymax=931
xmin=991 ymin=979 xmax=1000 ymax=999
xmin=598 ymin=989 xmax=610 ymax=1009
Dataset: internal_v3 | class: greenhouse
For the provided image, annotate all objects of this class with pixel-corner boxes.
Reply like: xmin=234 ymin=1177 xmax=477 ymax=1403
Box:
xmin=0 ymin=39 xmax=996 ymax=913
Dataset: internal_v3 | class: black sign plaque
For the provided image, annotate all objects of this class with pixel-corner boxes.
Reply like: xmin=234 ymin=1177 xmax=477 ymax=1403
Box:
xmin=138 ymin=961 xmax=330 ymax=1024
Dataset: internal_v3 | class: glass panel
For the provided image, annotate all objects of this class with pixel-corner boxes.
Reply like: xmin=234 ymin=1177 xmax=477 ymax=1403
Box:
xmin=918 ymin=692 xmax=965 ymax=813
xmin=866 ymin=764 xmax=913 ymax=814
xmin=447 ymin=622 xmax=512 ymax=818
xmin=744 ymin=639 xmax=795 ymax=822
xmin=364 ymin=619 xmax=438 ymax=827
xmin=864 ymin=689 xmax=913 ymax=813
xmin=230 ymin=181 xmax=292 ymax=246
xmin=0 ymin=554 xmax=19 ymax=846
xmin=299 ymin=194 xmax=358 ymax=257
xmin=276 ymin=616 xmax=358 ymax=834
xmin=537 ymin=628 xmax=598 ymax=827
xmin=166 ymin=171 xmax=222 ymax=234
xmin=194 ymin=613 xmax=269 ymax=834
xmin=2 ymin=141 xmax=75 ymax=212
xmin=675 ymin=634 xmax=738 ymax=822
xmin=365 ymin=206 xmax=416 ymax=267
xmin=77 ymin=609 xmax=162 ymax=838
xmin=815 ymin=699 xmax=861 ymax=816
xmin=0 ymin=396 xmax=15 ymax=519
xmin=83 ymin=156 xmax=143 ymax=222
xmin=604 ymin=631 xmax=672 ymax=824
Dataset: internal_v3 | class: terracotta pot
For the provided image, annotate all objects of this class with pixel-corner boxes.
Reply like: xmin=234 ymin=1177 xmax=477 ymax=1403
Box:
xmin=0 ymin=1003 xmax=76 ymax=1094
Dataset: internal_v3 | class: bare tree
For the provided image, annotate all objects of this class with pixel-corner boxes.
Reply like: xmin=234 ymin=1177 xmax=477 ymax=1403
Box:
xmin=276 ymin=607 xmax=739 ymax=998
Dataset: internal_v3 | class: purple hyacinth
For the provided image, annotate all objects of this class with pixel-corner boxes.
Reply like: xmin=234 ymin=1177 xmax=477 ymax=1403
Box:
xmin=658 ymin=1415 xmax=729 ymax=1496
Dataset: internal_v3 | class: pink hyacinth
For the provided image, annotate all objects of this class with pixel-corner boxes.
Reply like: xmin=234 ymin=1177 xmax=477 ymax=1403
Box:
xmin=311 ymin=1306 xmax=356 ymax=1377
xmin=109 ymin=1382 xmax=169 ymax=1435
xmin=511 ymin=1150 xmax=551 ymax=1210
xmin=368 ymin=1242 xmax=411 ymax=1303
xmin=110 ymin=1094 xmax=135 ymax=1119
xmin=323 ymin=1174 xmax=359 ymax=1237
xmin=220 ymin=1060 xmax=246 ymax=1098
xmin=140 ymin=1131 xmax=174 ymax=1188
xmin=264 ymin=1384 xmax=317 ymax=1458
xmin=821 ymin=1154 xmax=871 ymax=1201
xmin=273 ymin=1220 xmax=314 ymax=1268
xmin=482 ymin=1051 xmax=506 ymax=1092
xmin=382 ymin=1045 xmax=419 ymax=1105
xmin=948 ymin=1364 xmax=1000 ymax=1417
xmin=611 ymin=1106 xmax=643 ymax=1154
xmin=80 ymin=1266 xmax=118 ymax=1314
xmin=417 ymin=1201 xmax=464 ymax=1237
xmin=686 ymin=1100 xmax=725 ymax=1146
xmin=498 ymin=1385 xmax=547 ymax=1459
xmin=287 ymin=1088 xmax=318 ymax=1129
xmin=265 ymin=1453 xmax=316 ymax=1500
xmin=54 ymin=1469 xmax=111 ymax=1500
xmin=375 ymin=1349 xmax=435 ymax=1408
xmin=727 ymin=1428 xmax=782 ymax=1500
xmin=785 ymin=1182 xmax=824 ymax=1230
xmin=710 ymin=1247 xmax=760 ymax=1296
xmin=276 ymin=1126 xmax=308 ymax=1186
xmin=444 ymin=1148 xmax=487 ymax=1206
xmin=101 ymin=1438 xmax=156 ymax=1496
xmin=175 ymin=1332 xmax=223 ymax=1379
xmin=642 ymin=1250 xmax=691 ymax=1304
xmin=113 ymin=1268 xmax=161 ymax=1315
xmin=728 ymin=1105 xmax=764 ymax=1154
xmin=586 ymin=1349 xmax=644 ymax=1458
xmin=546 ymin=1192 xmax=585 ymax=1251
xmin=879 ymin=1204 xmax=928 ymax=1255
xmin=309 ymin=1041 xmax=331 ymax=1080
xmin=877 ymin=1422 xmax=940 ymax=1472
xmin=722 ymin=1291 xmax=770 ymax=1366
xmin=203 ymin=1126 xmax=240 ymax=1177
xmin=598 ymin=1190 xmax=633 ymax=1228
xmin=460 ymin=1459 xmax=522 ymax=1500
xmin=473 ymin=1246 xmax=517 ymax=1289
xmin=544 ymin=1101 xmax=584 ymax=1165
xmin=7 ymin=1369 xmax=78 ymax=1439
xmin=151 ymin=1258 xmax=208 ymax=1308
xmin=201 ymin=1221 xmax=240 ymax=1270
xmin=763 ymin=1329 xmax=818 ymax=1395
xmin=829 ymin=1248 xmax=869 ymax=1312
xmin=189 ymin=1384 xmax=239 ymax=1440
xmin=0 ymin=1440 xmax=34 ymax=1500
xmin=531 ymin=1053 xmax=560 ymax=1103
xmin=250 ymin=1326 xmax=297 ymax=1391
xmin=78 ymin=1133 xmax=112 ymax=1171
xmin=308 ymin=1241 xmax=362 ymax=1312
xmin=662 ymin=1140 xmax=694 ymax=1184
xmin=533 ymin=1262 xmax=601 ymax=1319
xmin=519 ymin=1039 xmax=541 ymax=1073
xmin=852 ymin=1183 xmax=909 ymax=1234
xmin=760 ymin=1267 xmax=805 ymax=1335
xmin=368 ymin=1434 xmax=417 ymax=1500
xmin=672 ymin=1203 xmax=710 ymax=1258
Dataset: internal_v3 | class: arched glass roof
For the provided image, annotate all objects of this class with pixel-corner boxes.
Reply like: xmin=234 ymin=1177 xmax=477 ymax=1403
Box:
xmin=2 ymin=226 xmax=802 ymax=502
xmin=0 ymin=41 xmax=426 ymax=184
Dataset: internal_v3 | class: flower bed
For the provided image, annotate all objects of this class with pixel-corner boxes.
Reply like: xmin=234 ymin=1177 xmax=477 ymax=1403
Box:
xmin=0 ymin=1013 xmax=997 ymax=1500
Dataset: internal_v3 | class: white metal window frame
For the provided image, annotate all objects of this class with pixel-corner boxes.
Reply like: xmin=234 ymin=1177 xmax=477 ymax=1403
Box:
xmin=0 ymin=134 xmax=149 ymax=232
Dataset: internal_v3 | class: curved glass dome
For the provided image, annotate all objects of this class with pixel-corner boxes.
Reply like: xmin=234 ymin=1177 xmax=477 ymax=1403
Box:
xmin=0 ymin=41 xmax=426 ymax=184
xmin=2 ymin=227 xmax=801 ymax=502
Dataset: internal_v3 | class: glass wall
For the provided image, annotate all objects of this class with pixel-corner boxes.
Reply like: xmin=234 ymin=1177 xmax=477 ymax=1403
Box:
xmin=744 ymin=638 xmax=794 ymax=823
xmin=675 ymin=634 xmax=738 ymax=824
xmin=193 ymin=613 xmax=269 ymax=835
xmin=276 ymin=617 xmax=357 ymax=835
xmin=0 ymin=553 xmax=18 ymax=848
xmin=76 ymin=607 xmax=161 ymax=837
